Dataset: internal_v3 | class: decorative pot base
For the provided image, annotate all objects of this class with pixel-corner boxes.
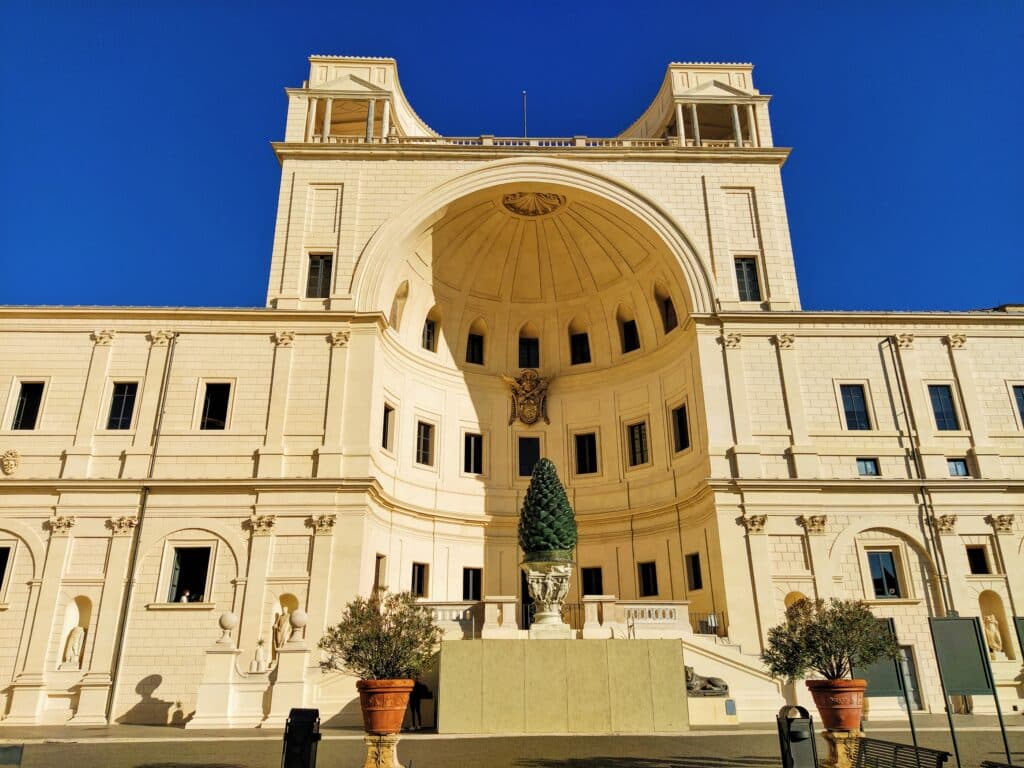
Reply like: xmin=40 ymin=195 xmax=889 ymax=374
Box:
xmin=362 ymin=734 xmax=402 ymax=768
xmin=356 ymin=679 xmax=414 ymax=735
xmin=806 ymin=679 xmax=867 ymax=732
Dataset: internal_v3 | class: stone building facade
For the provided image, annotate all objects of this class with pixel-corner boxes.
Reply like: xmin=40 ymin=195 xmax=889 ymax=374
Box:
xmin=0 ymin=55 xmax=1022 ymax=726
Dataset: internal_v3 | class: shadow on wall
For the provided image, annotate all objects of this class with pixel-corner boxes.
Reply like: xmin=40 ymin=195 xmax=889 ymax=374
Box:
xmin=321 ymin=696 xmax=364 ymax=729
xmin=516 ymin=758 xmax=780 ymax=768
xmin=116 ymin=674 xmax=192 ymax=726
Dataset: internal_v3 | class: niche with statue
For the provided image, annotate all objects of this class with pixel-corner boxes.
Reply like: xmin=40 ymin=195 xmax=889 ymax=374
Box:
xmin=58 ymin=596 xmax=92 ymax=671
xmin=271 ymin=592 xmax=301 ymax=658
xmin=979 ymin=590 xmax=1015 ymax=661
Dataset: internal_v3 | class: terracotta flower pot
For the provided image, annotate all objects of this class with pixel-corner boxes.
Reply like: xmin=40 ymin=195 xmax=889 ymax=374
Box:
xmin=806 ymin=678 xmax=867 ymax=731
xmin=356 ymin=679 xmax=414 ymax=735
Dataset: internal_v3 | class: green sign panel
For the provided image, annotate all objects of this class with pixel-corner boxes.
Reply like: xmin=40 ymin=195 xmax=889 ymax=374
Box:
xmin=929 ymin=617 xmax=993 ymax=696
xmin=855 ymin=618 xmax=904 ymax=698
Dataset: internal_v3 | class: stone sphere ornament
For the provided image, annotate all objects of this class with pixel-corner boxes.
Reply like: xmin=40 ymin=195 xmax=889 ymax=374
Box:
xmin=217 ymin=612 xmax=239 ymax=645
xmin=289 ymin=609 xmax=308 ymax=642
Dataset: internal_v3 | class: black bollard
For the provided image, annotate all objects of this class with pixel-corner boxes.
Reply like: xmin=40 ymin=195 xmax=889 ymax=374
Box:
xmin=281 ymin=707 xmax=321 ymax=768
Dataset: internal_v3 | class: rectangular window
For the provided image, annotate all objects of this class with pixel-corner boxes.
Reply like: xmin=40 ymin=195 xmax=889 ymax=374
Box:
xmin=735 ymin=257 xmax=762 ymax=302
xmin=574 ymin=432 xmax=598 ymax=475
xmin=519 ymin=337 xmax=539 ymax=368
xmin=421 ymin=319 xmax=437 ymax=352
xmin=518 ymin=436 xmax=541 ymax=477
xmin=570 ymin=332 xmax=591 ymax=365
xmin=466 ymin=333 xmax=484 ymax=365
xmin=868 ymin=550 xmax=901 ymax=598
xmin=661 ymin=297 xmax=678 ymax=332
xmin=1013 ymin=385 xmax=1024 ymax=427
xmin=462 ymin=567 xmax=482 ymax=601
xmin=106 ymin=382 xmax=138 ymax=430
xmin=621 ymin=319 xmax=641 ymax=353
xmin=415 ymin=421 xmax=434 ymax=466
xmin=167 ymin=546 xmax=211 ymax=603
xmin=306 ymin=253 xmax=332 ymax=299
xmin=672 ymin=404 xmax=690 ymax=453
xmin=947 ymin=458 xmax=969 ymax=477
xmin=685 ymin=552 xmax=703 ymax=591
xmin=464 ymin=432 xmax=484 ymax=474
xmin=966 ymin=545 xmax=991 ymax=575
xmin=857 ymin=457 xmax=880 ymax=477
xmin=373 ymin=554 xmax=387 ymax=592
xmin=411 ymin=562 xmax=428 ymax=598
xmin=11 ymin=382 xmax=44 ymax=430
xmin=627 ymin=422 xmax=649 ymax=467
xmin=199 ymin=383 xmax=230 ymax=430
xmin=638 ymin=561 xmax=658 ymax=598
xmin=929 ymin=384 xmax=961 ymax=431
xmin=581 ymin=567 xmax=603 ymax=596
xmin=840 ymin=384 xmax=872 ymax=430
xmin=382 ymin=404 xmax=395 ymax=451
xmin=0 ymin=547 xmax=10 ymax=590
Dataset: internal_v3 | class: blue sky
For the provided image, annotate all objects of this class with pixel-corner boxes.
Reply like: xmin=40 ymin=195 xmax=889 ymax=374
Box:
xmin=1 ymin=1 xmax=1021 ymax=311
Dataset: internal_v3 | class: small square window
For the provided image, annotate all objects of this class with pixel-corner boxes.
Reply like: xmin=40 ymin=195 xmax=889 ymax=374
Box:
xmin=306 ymin=254 xmax=332 ymax=299
xmin=200 ymin=383 xmax=230 ymax=430
xmin=382 ymin=404 xmax=395 ymax=451
xmin=621 ymin=319 xmax=641 ymax=353
xmin=574 ymin=433 xmax=598 ymax=475
xmin=411 ymin=562 xmax=428 ymax=598
xmin=638 ymin=561 xmax=658 ymax=597
xmin=857 ymin=458 xmax=880 ymax=477
xmin=518 ymin=436 xmax=541 ymax=477
xmin=466 ymin=333 xmax=485 ymax=365
xmin=840 ymin=384 xmax=872 ymax=430
xmin=947 ymin=458 xmax=969 ymax=477
xmin=11 ymin=382 xmax=44 ymax=430
xmin=519 ymin=337 xmax=540 ymax=368
xmin=735 ymin=257 xmax=762 ymax=302
xmin=462 ymin=567 xmax=482 ymax=601
xmin=868 ymin=550 xmax=902 ymax=598
xmin=107 ymin=382 xmax=138 ymax=430
xmin=570 ymin=332 xmax=591 ymax=365
xmin=415 ymin=421 xmax=435 ymax=466
xmin=672 ymin=404 xmax=690 ymax=453
xmin=966 ymin=545 xmax=991 ymax=575
xmin=685 ymin=553 xmax=703 ymax=591
xmin=581 ymin=567 xmax=603 ymax=596
xmin=464 ymin=432 xmax=484 ymax=475
xmin=167 ymin=547 xmax=211 ymax=603
xmin=929 ymin=385 xmax=961 ymax=431
xmin=627 ymin=422 xmax=649 ymax=467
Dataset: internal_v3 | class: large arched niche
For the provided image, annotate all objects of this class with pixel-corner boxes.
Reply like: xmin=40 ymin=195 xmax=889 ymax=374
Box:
xmin=352 ymin=158 xmax=715 ymax=321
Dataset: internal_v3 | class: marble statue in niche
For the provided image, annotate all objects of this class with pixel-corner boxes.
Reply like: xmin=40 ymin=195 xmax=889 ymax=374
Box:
xmin=61 ymin=626 xmax=85 ymax=669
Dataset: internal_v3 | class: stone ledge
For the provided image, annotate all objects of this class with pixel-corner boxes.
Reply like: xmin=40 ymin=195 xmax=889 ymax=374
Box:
xmin=145 ymin=602 xmax=216 ymax=611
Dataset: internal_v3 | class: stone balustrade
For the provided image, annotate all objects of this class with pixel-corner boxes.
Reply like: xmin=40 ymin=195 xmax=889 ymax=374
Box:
xmin=420 ymin=600 xmax=485 ymax=639
xmin=306 ymin=134 xmax=746 ymax=150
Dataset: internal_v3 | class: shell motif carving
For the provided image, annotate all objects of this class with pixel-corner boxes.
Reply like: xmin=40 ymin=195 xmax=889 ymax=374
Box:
xmin=502 ymin=192 xmax=566 ymax=217
xmin=1 ymin=449 xmax=20 ymax=476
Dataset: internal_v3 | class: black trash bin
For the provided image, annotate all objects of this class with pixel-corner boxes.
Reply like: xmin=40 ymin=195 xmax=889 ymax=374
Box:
xmin=776 ymin=705 xmax=818 ymax=768
xmin=281 ymin=707 xmax=321 ymax=768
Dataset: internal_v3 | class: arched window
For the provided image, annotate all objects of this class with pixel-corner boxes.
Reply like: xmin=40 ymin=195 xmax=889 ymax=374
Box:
xmin=422 ymin=307 xmax=441 ymax=352
xmin=616 ymin=305 xmax=641 ymax=353
xmin=654 ymin=284 xmax=678 ymax=334
xmin=518 ymin=323 xmax=540 ymax=368
xmin=568 ymin=317 xmax=591 ymax=365
xmin=466 ymin=318 xmax=486 ymax=365
xmin=389 ymin=281 xmax=409 ymax=330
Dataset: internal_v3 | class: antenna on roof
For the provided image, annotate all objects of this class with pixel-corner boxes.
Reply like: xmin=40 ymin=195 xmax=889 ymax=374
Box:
xmin=522 ymin=90 xmax=527 ymax=138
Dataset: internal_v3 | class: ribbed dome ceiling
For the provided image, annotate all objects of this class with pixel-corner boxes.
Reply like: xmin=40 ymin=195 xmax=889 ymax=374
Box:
xmin=423 ymin=184 xmax=664 ymax=304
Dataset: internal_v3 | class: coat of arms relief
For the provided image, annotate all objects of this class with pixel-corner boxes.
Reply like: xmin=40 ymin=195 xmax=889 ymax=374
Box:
xmin=501 ymin=369 xmax=551 ymax=426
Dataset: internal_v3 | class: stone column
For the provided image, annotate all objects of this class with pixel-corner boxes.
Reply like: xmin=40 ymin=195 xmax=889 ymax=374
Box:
xmin=6 ymin=516 xmax=76 ymax=724
xmin=945 ymin=334 xmax=1001 ymax=478
xmin=774 ymin=334 xmax=819 ymax=478
xmin=799 ymin=515 xmax=833 ymax=599
xmin=721 ymin=333 xmax=761 ymax=477
xmin=381 ymin=99 xmax=391 ymax=142
xmin=305 ymin=96 xmax=318 ymax=141
xmin=237 ymin=515 xmax=275 ymax=657
xmin=365 ymin=99 xmax=376 ymax=142
xmin=321 ymin=97 xmax=333 ymax=142
xmin=689 ymin=103 xmax=701 ymax=146
xmin=123 ymin=330 xmax=174 ymax=477
xmin=892 ymin=334 xmax=946 ymax=478
xmin=675 ymin=102 xmax=686 ymax=146
xmin=256 ymin=332 xmax=295 ymax=478
xmin=315 ymin=329 xmax=350 ymax=477
xmin=731 ymin=104 xmax=743 ymax=147
xmin=745 ymin=104 xmax=758 ymax=147
xmin=63 ymin=330 xmax=116 ymax=478
xmin=72 ymin=516 xmax=138 ymax=723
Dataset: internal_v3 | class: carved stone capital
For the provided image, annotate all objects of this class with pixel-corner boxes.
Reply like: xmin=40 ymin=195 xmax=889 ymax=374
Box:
xmin=107 ymin=516 xmax=138 ymax=536
xmin=247 ymin=515 xmax=276 ymax=536
xmin=798 ymin=515 xmax=827 ymax=535
xmin=895 ymin=333 xmax=914 ymax=350
xmin=91 ymin=330 xmax=117 ymax=346
xmin=741 ymin=514 xmax=767 ymax=534
xmin=945 ymin=333 xmax=967 ymax=350
xmin=308 ymin=514 xmax=337 ymax=535
xmin=1 ymin=449 xmax=20 ymax=476
xmin=328 ymin=330 xmax=350 ymax=348
xmin=273 ymin=331 xmax=295 ymax=348
xmin=46 ymin=515 xmax=76 ymax=535
xmin=988 ymin=514 xmax=1014 ymax=535
xmin=148 ymin=330 xmax=175 ymax=346
xmin=932 ymin=515 xmax=958 ymax=535
xmin=722 ymin=333 xmax=742 ymax=349
xmin=773 ymin=333 xmax=795 ymax=350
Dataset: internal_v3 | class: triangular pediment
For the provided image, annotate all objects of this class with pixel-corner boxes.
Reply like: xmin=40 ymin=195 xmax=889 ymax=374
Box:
xmin=679 ymin=79 xmax=753 ymax=98
xmin=315 ymin=73 xmax=388 ymax=94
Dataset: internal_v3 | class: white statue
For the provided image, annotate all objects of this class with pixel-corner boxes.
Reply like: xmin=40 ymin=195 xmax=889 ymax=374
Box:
xmin=984 ymin=614 xmax=1004 ymax=656
xmin=249 ymin=638 xmax=269 ymax=673
xmin=62 ymin=626 xmax=85 ymax=668
xmin=273 ymin=607 xmax=290 ymax=650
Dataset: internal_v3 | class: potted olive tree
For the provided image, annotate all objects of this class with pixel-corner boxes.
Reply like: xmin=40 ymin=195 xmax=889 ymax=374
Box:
xmin=319 ymin=590 xmax=443 ymax=735
xmin=762 ymin=598 xmax=899 ymax=731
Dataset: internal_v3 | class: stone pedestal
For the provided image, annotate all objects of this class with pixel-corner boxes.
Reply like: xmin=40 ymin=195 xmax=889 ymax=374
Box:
xmin=821 ymin=730 xmax=864 ymax=768
xmin=186 ymin=648 xmax=242 ymax=729
xmin=262 ymin=642 xmax=310 ymax=727
xmin=521 ymin=560 xmax=573 ymax=640
xmin=362 ymin=734 xmax=401 ymax=768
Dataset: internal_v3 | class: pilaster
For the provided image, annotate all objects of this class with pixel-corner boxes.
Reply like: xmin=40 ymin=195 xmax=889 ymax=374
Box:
xmin=256 ymin=332 xmax=296 ymax=478
xmin=315 ymin=329 xmax=350 ymax=477
xmin=123 ymin=331 xmax=174 ymax=477
xmin=237 ymin=515 xmax=275 ymax=655
xmin=305 ymin=514 xmax=336 ymax=646
xmin=740 ymin=514 xmax=773 ymax=649
xmin=799 ymin=515 xmax=833 ymax=600
xmin=945 ymin=334 xmax=1001 ymax=478
xmin=721 ymin=333 xmax=761 ymax=477
xmin=892 ymin=335 xmax=946 ymax=478
xmin=63 ymin=331 xmax=116 ymax=478
xmin=774 ymin=334 xmax=819 ymax=478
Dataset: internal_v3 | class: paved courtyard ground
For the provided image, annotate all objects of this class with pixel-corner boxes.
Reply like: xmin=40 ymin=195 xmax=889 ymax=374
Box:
xmin=1 ymin=716 xmax=1023 ymax=767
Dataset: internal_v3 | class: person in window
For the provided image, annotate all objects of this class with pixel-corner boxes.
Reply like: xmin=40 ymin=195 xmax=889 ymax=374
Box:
xmin=179 ymin=589 xmax=191 ymax=603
